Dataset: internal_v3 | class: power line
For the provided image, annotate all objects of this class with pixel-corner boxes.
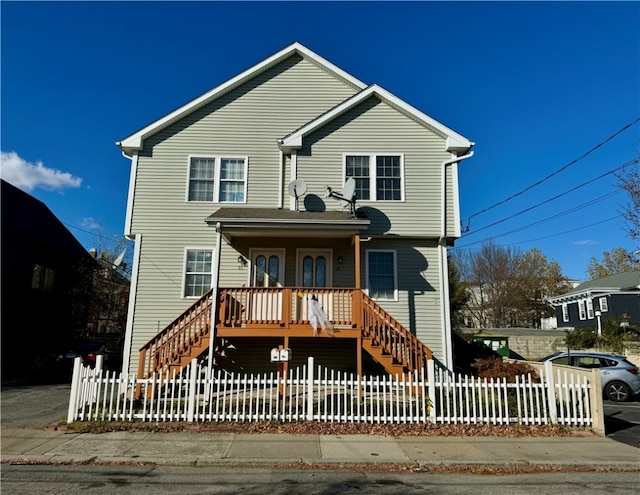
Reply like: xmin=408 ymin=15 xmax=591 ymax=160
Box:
xmin=463 ymin=117 xmax=640 ymax=227
xmin=456 ymin=190 xmax=622 ymax=248
xmin=455 ymin=214 xmax=623 ymax=251
xmin=462 ymin=157 xmax=638 ymax=238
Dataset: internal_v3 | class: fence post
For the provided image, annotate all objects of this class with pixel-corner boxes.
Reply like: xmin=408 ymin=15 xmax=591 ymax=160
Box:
xmin=588 ymin=368 xmax=605 ymax=436
xmin=306 ymin=356 xmax=314 ymax=421
xmin=544 ymin=360 xmax=558 ymax=425
xmin=427 ymin=359 xmax=436 ymax=423
xmin=187 ymin=359 xmax=198 ymax=422
xmin=66 ymin=357 xmax=83 ymax=423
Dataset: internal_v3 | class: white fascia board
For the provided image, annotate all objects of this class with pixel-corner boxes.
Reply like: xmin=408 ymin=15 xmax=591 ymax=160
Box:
xmin=117 ymin=42 xmax=367 ymax=156
xmin=280 ymin=84 xmax=473 ymax=152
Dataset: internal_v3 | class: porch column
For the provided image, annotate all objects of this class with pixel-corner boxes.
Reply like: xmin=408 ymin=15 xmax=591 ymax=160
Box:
xmin=207 ymin=222 xmax=223 ymax=379
xmin=354 ymin=234 xmax=361 ymax=289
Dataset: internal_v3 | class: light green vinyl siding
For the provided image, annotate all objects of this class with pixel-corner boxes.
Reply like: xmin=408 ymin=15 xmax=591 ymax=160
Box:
xmin=127 ymin=56 xmax=359 ymax=373
xmin=362 ymin=239 xmax=444 ymax=359
xmin=296 ymin=97 xmax=457 ymax=237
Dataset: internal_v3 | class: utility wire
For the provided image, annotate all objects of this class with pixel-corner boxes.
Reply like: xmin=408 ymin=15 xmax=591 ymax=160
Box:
xmin=456 ymin=190 xmax=622 ymax=248
xmin=461 ymin=157 xmax=638 ymax=238
xmin=463 ymin=116 xmax=640 ymax=227
xmin=455 ymin=214 xmax=623 ymax=251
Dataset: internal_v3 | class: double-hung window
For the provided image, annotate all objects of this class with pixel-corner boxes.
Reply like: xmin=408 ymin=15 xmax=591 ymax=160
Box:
xmin=345 ymin=154 xmax=403 ymax=201
xmin=184 ymin=249 xmax=212 ymax=297
xmin=577 ymin=300 xmax=586 ymax=320
xmin=188 ymin=156 xmax=247 ymax=203
xmin=562 ymin=303 xmax=569 ymax=322
xmin=599 ymin=297 xmax=608 ymax=312
xmin=586 ymin=299 xmax=594 ymax=319
xmin=366 ymin=250 xmax=397 ymax=301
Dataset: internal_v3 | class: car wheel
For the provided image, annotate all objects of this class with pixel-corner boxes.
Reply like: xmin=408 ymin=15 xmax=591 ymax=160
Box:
xmin=604 ymin=381 xmax=632 ymax=402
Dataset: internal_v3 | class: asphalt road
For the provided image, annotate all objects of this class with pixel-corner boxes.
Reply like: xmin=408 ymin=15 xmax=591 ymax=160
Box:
xmin=1 ymin=465 xmax=638 ymax=495
xmin=603 ymin=397 xmax=640 ymax=448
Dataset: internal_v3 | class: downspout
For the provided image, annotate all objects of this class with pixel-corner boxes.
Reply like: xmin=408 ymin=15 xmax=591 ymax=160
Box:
xmin=439 ymin=151 xmax=474 ymax=370
xmin=207 ymin=222 xmax=223 ymax=380
xmin=277 ymin=149 xmax=284 ymax=209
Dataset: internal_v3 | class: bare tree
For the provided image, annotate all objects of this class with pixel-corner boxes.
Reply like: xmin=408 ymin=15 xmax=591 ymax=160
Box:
xmin=458 ymin=243 xmax=570 ymax=329
xmin=458 ymin=242 xmax=523 ymax=328
xmin=617 ymin=158 xmax=640 ymax=242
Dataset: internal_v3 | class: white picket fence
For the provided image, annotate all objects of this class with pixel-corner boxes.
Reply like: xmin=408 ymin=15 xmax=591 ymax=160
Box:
xmin=67 ymin=357 xmax=603 ymax=432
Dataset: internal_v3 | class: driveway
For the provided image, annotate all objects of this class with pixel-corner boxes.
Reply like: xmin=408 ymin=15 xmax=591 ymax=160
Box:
xmin=1 ymin=381 xmax=70 ymax=429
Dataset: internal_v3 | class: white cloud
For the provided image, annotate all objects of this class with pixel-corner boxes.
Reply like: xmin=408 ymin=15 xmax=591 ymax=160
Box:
xmin=573 ymin=239 xmax=598 ymax=246
xmin=81 ymin=217 xmax=102 ymax=231
xmin=0 ymin=151 xmax=82 ymax=192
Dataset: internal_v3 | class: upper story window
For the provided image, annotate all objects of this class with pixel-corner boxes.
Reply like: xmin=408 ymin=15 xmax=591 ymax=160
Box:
xmin=345 ymin=154 xmax=404 ymax=201
xmin=183 ymin=249 xmax=212 ymax=297
xmin=187 ymin=156 xmax=247 ymax=203
xmin=31 ymin=264 xmax=55 ymax=291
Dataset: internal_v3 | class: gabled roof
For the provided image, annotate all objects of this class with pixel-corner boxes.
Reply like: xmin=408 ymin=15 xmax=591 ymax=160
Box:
xmin=548 ymin=271 xmax=640 ymax=305
xmin=117 ymin=42 xmax=367 ymax=156
xmin=279 ymin=84 xmax=473 ymax=153
xmin=1 ymin=179 xmax=92 ymax=262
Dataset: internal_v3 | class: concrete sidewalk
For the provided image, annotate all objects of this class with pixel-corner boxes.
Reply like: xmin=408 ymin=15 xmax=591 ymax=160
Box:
xmin=2 ymin=429 xmax=639 ymax=469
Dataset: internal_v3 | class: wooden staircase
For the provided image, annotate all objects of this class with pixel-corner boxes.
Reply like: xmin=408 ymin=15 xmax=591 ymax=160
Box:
xmin=137 ymin=288 xmax=433 ymax=380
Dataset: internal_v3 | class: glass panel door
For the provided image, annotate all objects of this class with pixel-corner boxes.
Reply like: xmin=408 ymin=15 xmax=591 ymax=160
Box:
xmin=249 ymin=249 xmax=285 ymax=321
xmin=297 ymin=249 xmax=333 ymax=321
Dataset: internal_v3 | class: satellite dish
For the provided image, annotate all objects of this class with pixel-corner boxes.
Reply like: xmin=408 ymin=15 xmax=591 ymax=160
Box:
xmin=325 ymin=177 xmax=357 ymax=216
xmin=112 ymin=248 xmax=126 ymax=268
xmin=288 ymin=179 xmax=307 ymax=211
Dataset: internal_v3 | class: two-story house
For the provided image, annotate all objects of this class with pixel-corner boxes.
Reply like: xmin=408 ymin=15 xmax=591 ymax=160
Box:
xmin=117 ymin=42 xmax=474 ymax=381
xmin=548 ymin=271 xmax=640 ymax=332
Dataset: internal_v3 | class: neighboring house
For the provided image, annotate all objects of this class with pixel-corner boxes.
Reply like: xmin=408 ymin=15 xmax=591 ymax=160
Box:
xmin=1 ymin=179 xmax=94 ymax=380
xmin=547 ymin=271 xmax=640 ymax=331
xmin=117 ymin=42 xmax=474 ymax=380
xmin=84 ymin=248 xmax=130 ymax=340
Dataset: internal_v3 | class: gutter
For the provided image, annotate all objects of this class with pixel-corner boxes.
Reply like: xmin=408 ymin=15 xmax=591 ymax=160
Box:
xmin=438 ymin=150 xmax=474 ymax=370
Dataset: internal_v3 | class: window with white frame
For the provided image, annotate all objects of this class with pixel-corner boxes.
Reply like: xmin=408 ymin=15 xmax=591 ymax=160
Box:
xmin=184 ymin=249 xmax=213 ymax=297
xmin=345 ymin=154 xmax=403 ymax=201
xmin=188 ymin=156 xmax=247 ymax=202
xmin=586 ymin=299 xmax=594 ymax=319
xmin=366 ymin=250 xmax=397 ymax=300
xmin=599 ymin=296 xmax=608 ymax=312
xmin=578 ymin=300 xmax=586 ymax=320
xmin=562 ymin=303 xmax=569 ymax=322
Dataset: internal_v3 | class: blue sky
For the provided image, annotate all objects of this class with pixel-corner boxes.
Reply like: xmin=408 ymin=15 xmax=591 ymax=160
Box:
xmin=2 ymin=1 xmax=639 ymax=281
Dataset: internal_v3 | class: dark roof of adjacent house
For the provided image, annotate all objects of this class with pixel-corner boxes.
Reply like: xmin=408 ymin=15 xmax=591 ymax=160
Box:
xmin=548 ymin=271 xmax=640 ymax=304
xmin=1 ymin=179 xmax=91 ymax=260
xmin=573 ymin=271 xmax=640 ymax=292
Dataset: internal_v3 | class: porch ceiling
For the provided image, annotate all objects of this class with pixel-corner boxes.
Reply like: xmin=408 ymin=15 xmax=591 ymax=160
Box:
xmin=205 ymin=207 xmax=370 ymax=240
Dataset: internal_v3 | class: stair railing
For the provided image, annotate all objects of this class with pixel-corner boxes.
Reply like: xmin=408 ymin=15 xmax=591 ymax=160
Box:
xmin=358 ymin=291 xmax=433 ymax=373
xmin=137 ymin=289 xmax=213 ymax=379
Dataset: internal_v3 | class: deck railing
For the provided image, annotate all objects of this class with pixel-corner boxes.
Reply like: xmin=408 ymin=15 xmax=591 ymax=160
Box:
xmin=138 ymin=287 xmax=433 ymax=380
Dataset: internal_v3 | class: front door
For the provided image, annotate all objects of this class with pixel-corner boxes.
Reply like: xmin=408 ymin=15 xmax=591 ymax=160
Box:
xmin=297 ymin=249 xmax=333 ymax=321
xmin=249 ymin=249 xmax=285 ymax=321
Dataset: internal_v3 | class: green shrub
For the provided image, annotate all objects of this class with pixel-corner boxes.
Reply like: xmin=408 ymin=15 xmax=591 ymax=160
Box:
xmin=565 ymin=327 xmax=597 ymax=349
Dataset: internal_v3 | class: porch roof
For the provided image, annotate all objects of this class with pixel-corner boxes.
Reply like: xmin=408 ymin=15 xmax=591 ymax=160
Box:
xmin=205 ymin=207 xmax=370 ymax=240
